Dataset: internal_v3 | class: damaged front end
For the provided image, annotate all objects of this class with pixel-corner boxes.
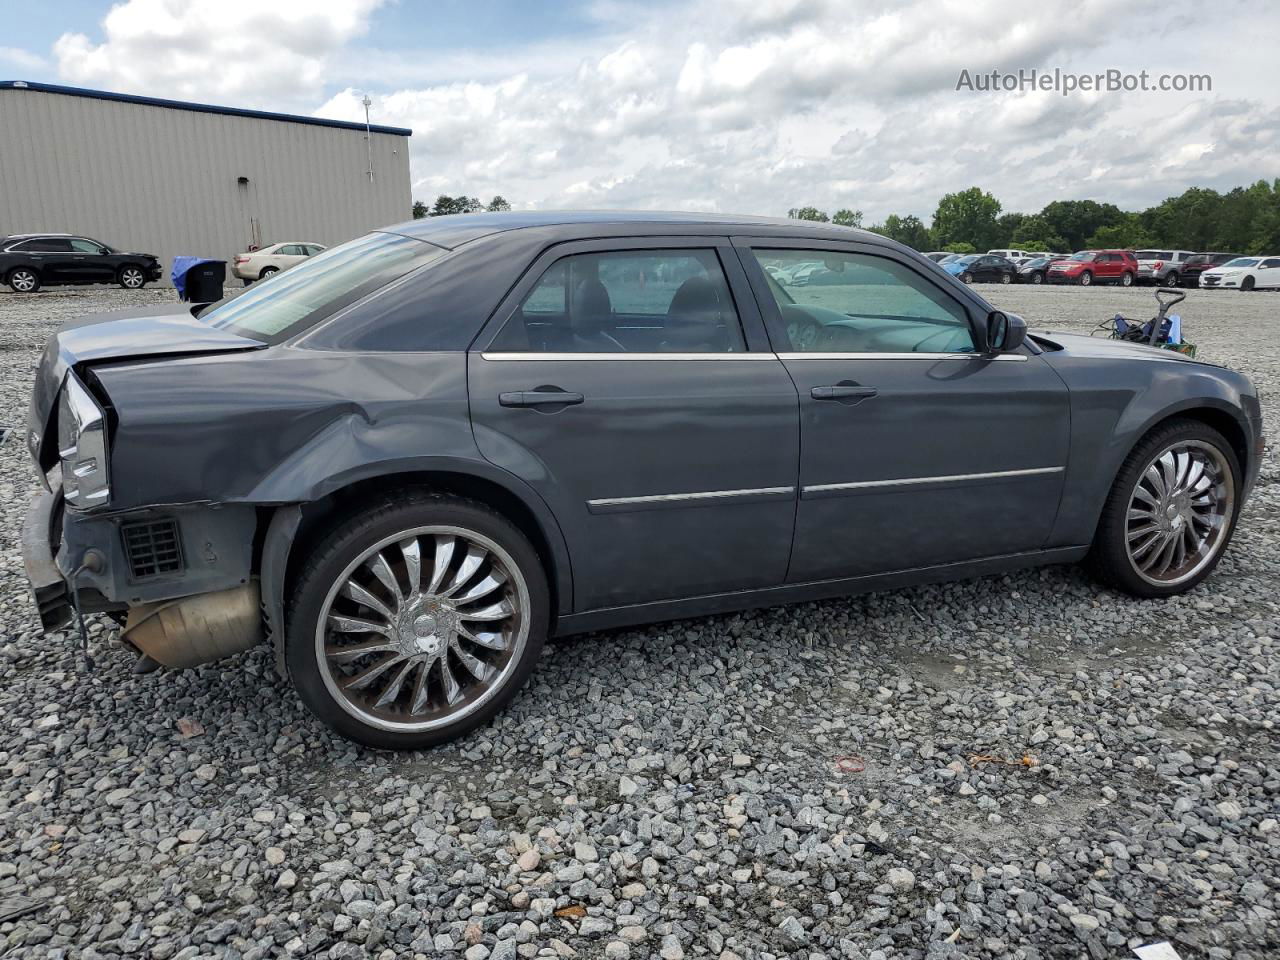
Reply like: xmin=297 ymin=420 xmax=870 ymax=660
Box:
xmin=22 ymin=304 xmax=269 ymax=669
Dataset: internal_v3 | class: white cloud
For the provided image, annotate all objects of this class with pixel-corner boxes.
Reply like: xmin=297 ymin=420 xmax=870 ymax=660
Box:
xmin=31 ymin=0 xmax=1280 ymax=221
xmin=52 ymin=0 xmax=385 ymax=108
xmin=0 ymin=46 xmax=48 ymax=71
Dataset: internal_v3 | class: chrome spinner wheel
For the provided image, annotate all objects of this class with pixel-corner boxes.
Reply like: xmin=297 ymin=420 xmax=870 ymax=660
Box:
xmin=316 ymin=526 xmax=530 ymax=733
xmin=1125 ymin=440 xmax=1234 ymax=587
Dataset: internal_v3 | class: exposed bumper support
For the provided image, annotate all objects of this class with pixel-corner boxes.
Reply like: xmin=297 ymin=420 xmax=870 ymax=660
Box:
xmin=22 ymin=483 xmax=72 ymax=632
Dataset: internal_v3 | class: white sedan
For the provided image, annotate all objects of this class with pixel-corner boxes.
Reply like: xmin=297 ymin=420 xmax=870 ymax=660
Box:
xmin=1198 ymin=255 xmax=1280 ymax=291
xmin=232 ymin=242 xmax=326 ymax=282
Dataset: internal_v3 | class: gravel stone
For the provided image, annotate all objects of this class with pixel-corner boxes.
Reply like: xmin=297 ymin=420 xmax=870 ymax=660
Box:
xmin=0 ymin=285 xmax=1277 ymax=959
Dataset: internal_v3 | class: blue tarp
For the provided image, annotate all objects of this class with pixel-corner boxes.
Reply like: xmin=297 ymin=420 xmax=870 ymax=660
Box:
xmin=171 ymin=257 xmax=224 ymax=300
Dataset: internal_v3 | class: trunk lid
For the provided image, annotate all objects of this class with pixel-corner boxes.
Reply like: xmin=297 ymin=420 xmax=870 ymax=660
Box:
xmin=27 ymin=303 xmax=265 ymax=470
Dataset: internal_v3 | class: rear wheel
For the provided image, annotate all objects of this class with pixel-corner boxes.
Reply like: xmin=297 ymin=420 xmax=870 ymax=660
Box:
xmin=1120 ymin=271 xmax=1134 ymax=287
xmin=960 ymin=271 xmax=974 ymax=284
xmin=1086 ymin=419 xmax=1240 ymax=598
xmin=1165 ymin=272 xmax=1179 ymax=288
xmin=285 ymin=492 xmax=549 ymax=749
xmin=1078 ymin=271 xmax=1093 ymax=286
xmin=1000 ymin=271 xmax=1012 ymax=284
xmin=6 ymin=268 xmax=40 ymax=293
xmin=259 ymin=266 xmax=279 ymax=280
xmin=118 ymin=265 xmax=146 ymax=289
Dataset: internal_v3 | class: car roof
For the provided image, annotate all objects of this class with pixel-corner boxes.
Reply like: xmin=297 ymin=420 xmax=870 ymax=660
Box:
xmin=383 ymin=210 xmax=884 ymax=251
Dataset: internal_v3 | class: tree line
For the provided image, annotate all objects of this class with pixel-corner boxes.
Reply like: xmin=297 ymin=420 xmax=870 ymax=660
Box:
xmin=412 ymin=195 xmax=511 ymax=218
xmin=788 ymin=179 xmax=1280 ymax=255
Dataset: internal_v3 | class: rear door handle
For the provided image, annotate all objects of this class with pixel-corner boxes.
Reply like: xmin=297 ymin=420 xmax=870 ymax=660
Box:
xmin=499 ymin=389 xmax=585 ymax=408
xmin=811 ymin=384 xmax=878 ymax=402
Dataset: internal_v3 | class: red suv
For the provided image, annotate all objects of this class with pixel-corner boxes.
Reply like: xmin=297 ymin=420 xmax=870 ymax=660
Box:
xmin=1046 ymin=250 xmax=1139 ymax=287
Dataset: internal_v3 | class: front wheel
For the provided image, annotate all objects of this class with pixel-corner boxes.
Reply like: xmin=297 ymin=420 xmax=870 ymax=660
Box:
xmin=7 ymin=268 xmax=40 ymax=293
xmin=119 ymin=265 xmax=147 ymax=289
xmin=285 ymin=492 xmax=549 ymax=748
xmin=1000 ymin=271 xmax=1012 ymax=284
xmin=1086 ymin=419 xmax=1240 ymax=598
xmin=960 ymin=271 xmax=974 ymax=284
xmin=1242 ymin=276 xmax=1256 ymax=292
xmin=1078 ymin=271 xmax=1093 ymax=286
xmin=1031 ymin=271 xmax=1044 ymax=284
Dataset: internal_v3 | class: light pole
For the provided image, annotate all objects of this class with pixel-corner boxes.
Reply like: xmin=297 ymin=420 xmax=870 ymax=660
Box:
xmin=362 ymin=94 xmax=374 ymax=184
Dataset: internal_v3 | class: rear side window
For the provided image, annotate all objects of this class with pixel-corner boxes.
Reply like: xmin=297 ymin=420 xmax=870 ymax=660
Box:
xmin=751 ymin=249 xmax=974 ymax=354
xmin=15 ymin=238 xmax=72 ymax=252
xmin=490 ymin=248 xmax=746 ymax=353
xmin=201 ymin=232 xmax=444 ymax=342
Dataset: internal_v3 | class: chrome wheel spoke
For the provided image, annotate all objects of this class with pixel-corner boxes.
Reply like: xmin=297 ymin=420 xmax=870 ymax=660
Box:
xmin=343 ymin=579 xmax=394 ymax=622
xmin=441 ymin=544 xmax=486 ymax=598
xmin=439 ymin=656 xmax=462 ymax=705
xmin=455 ymin=571 xmax=506 ymax=604
xmin=368 ymin=552 xmax=403 ymax=604
xmin=375 ymin=660 xmax=417 ymax=708
xmin=458 ymin=623 xmax=507 ymax=651
xmin=409 ymin=661 xmax=432 ymax=714
xmin=460 ymin=599 xmax=513 ymax=622
xmin=401 ymin=538 xmax=422 ymax=602
xmin=427 ymin=536 xmax=455 ymax=595
xmin=325 ymin=639 xmax=398 ymax=660
xmin=451 ymin=638 xmax=492 ymax=682
xmin=344 ymin=654 xmax=403 ymax=690
xmin=329 ymin=613 xmax=393 ymax=639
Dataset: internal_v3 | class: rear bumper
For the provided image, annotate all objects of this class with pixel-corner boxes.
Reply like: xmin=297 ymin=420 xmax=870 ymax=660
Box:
xmin=22 ymin=482 xmax=72 ymax=632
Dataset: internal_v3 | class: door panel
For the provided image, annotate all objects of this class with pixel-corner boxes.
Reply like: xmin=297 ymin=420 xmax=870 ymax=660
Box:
xmin=469 ymin=355 xmax=799 ymax=609
xmin=781 ymin=354 xmax=1069 ymax=581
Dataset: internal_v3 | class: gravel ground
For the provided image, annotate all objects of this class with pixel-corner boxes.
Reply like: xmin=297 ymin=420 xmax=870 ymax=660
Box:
xmin=0 ymin=284 xmax=1276 ymax=960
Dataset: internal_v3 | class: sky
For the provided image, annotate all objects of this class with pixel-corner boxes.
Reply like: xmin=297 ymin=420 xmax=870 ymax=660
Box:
xmin=1 ymin=0 xmax=1277 ymax=223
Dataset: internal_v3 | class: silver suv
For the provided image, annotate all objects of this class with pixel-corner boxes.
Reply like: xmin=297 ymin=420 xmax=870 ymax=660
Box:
xmin=1134 ymin=249 xmax=1195 ymax=287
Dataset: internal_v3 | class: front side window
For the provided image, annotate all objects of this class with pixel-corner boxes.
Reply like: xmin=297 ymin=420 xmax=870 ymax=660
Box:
xmin=1261 ymin=259 xmax=1280 ymax=269
xmin=70 ymin=238 xmax=103 ymax=253
xmin=489 ymin=248 xmax=746 ymax=353
xmin=201 ymin=232 xmax=443 ymax=342
xmin=752 ymin=249 xmax=974 ymax=354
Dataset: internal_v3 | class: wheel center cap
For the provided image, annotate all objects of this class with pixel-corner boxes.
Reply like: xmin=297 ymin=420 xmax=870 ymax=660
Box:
xmin=414 ymin=614 xmax=437 ymax=638
xmin=1165 ymin=503 xmax=1179 ymax=520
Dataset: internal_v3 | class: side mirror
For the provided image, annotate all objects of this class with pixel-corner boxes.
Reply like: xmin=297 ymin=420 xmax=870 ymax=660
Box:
xmin=985 ymin=310 xmax=1026 ymax=353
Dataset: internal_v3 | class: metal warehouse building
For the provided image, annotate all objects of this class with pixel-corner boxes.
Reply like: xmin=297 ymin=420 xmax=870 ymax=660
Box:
xmin=0 ymin=80 xmax=412 ymax=281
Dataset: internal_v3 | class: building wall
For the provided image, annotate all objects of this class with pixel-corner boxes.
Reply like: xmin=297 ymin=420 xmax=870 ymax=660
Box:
xmin=0 ymin=87 xmax=412 ymax=282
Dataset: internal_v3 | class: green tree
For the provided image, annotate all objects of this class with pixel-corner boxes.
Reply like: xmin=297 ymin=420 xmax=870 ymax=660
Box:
xmin=788 ymin=206 xmax=830 ymax=222
xmin=831 ymin=208 xmax=862 ymax=227
xmin=1010 ymin=215 xmax=1067 ymax=252
xmin=487 ymin=195 xmax=512 ymax=212
xmin=1086 ymin=213 xmax=1155 ymax=249
xmin=412 ymin=199 xmax=428 ymax=219
xmin=942 ymin=241 xmax=976 ymax=254
xmin=1039 ymin=200 xmax=1124 ymax=252
xmin=932 ymin=187 xmax=1002 ymax=251
xmin=994 ymin=212 xmax=1024 ymax=247
xmin=870 ymin=214 xmax=931 ymax=250
xmin=430 ymin=195 xmax=485 ymax=216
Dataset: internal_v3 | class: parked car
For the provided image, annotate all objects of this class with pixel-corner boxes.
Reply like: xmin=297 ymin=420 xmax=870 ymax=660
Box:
xmin=1 ymin=234 xmax=162 ymax=293
xmin=988 ymin=249 xmax=1031 ymax=261
xmin=1017 ymin=256 xmax=1054 ymax=284
xmin=1180 ymin=252 xmax=1247 ymax=288
xmin=231 ymin=242 xmax=326 ymax=282
xmin=22 ymin=212 xmax=1263 ymax=748
xmin=1133 ymin=249 xmax=1195 ymax=287
xmin=1199 ymin=256 xmax=1280 ymax=291
xmin=924 ymin=251 xmax=953 ymax=262
xmin=1047 ymin=250 xmax=1139 ymax=286
xmin=942 ymin=253 xmax=1018 ymax=284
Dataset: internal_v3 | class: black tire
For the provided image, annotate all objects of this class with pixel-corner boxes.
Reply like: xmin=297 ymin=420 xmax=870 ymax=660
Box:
xmin=118 ymin=264 xmax=147 ymax=289
xmin=1000 ymin=271 xmax=1012 ymax=284
xmin=285 ymin=491 xmax=549 ymax=749
xmin=1120 ymin=271 xmax=1134 ymax=287
xmin=960 ymin=271 xmax=974 ymax=284
xmin=6 ymin=267 xmax=40 ymax=293
xmin=1165 ymin=272 xmax=1179 ymax=288
xmin=259 ymin=266 xmax=279 ymax=280
xmin=1086 ymin=418 xmax=1242 ymax=598
xmin=1242 ymin=276 xmax=1255 ymax=292
xmin=1031 ymin=271 xmax=1043 ymax=284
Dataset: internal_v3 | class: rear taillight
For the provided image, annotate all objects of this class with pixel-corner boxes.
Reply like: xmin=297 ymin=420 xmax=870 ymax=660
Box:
xmin=1153 ymin=261 xmax=1163 ymax=270
xmin=234 ymin=255 xmax=249 ymax=264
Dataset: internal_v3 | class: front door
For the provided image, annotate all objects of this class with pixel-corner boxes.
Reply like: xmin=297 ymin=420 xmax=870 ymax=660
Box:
xmin=468 ymin=238 xmax=800 ymax=611
xmin=736 ymin=239 xmax=1070 ymax=584
xmin=69 ymin=238 xmax=116 ymax=283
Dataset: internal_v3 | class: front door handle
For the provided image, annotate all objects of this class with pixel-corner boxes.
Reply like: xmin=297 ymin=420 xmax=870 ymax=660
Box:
xmin=811 ymin=384 xmax=878 ymax=402
xmin=499 ymin=389 xmax=585 ymax=408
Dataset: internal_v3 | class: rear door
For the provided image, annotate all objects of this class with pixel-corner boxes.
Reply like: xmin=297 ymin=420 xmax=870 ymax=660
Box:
xmin=26 ymin=238 xmax=76 ymax=281
xmin=735 ymin=237 xmax=1070 ymax=583
xmin=468 ymin=236 xmax=800 ymax=612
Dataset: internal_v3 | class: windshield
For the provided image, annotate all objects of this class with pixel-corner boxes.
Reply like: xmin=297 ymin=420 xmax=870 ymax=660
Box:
xmin=202 ymin=232 xmax=443 ymax=341
xmin=956 ymin=255 xmax=980 ymax=264
xmin=1221 ymin=258 xmax=1259 ymax=268
xmin=1068 ymin=252 xmax=1095 ymax=262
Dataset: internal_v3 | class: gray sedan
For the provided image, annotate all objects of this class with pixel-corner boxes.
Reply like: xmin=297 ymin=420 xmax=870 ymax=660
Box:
xmin=23 ymin=212 xmax=1264 ymax=747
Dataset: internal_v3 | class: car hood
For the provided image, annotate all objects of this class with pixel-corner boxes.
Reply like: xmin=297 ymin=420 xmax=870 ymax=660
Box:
xmin=1032 ymin=330 xmax=1200 ymax=364
xmin=27 ymin=303 xmax=265 ymax=467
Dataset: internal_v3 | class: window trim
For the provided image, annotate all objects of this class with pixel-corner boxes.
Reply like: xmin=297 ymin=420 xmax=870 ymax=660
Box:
xmin=473 ymin=235 xmax=772 ymax=355
xmin=730 ymin=237 xmax=986 ymax=356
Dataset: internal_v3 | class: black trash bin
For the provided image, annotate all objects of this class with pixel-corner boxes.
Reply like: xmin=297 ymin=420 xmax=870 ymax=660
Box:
xmin=184 ymin=260 xmax=226 ymax=303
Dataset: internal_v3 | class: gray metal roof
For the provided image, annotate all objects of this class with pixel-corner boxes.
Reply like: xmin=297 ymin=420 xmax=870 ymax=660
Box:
xmin=0 ymin=80 xmax=413 ymax=137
